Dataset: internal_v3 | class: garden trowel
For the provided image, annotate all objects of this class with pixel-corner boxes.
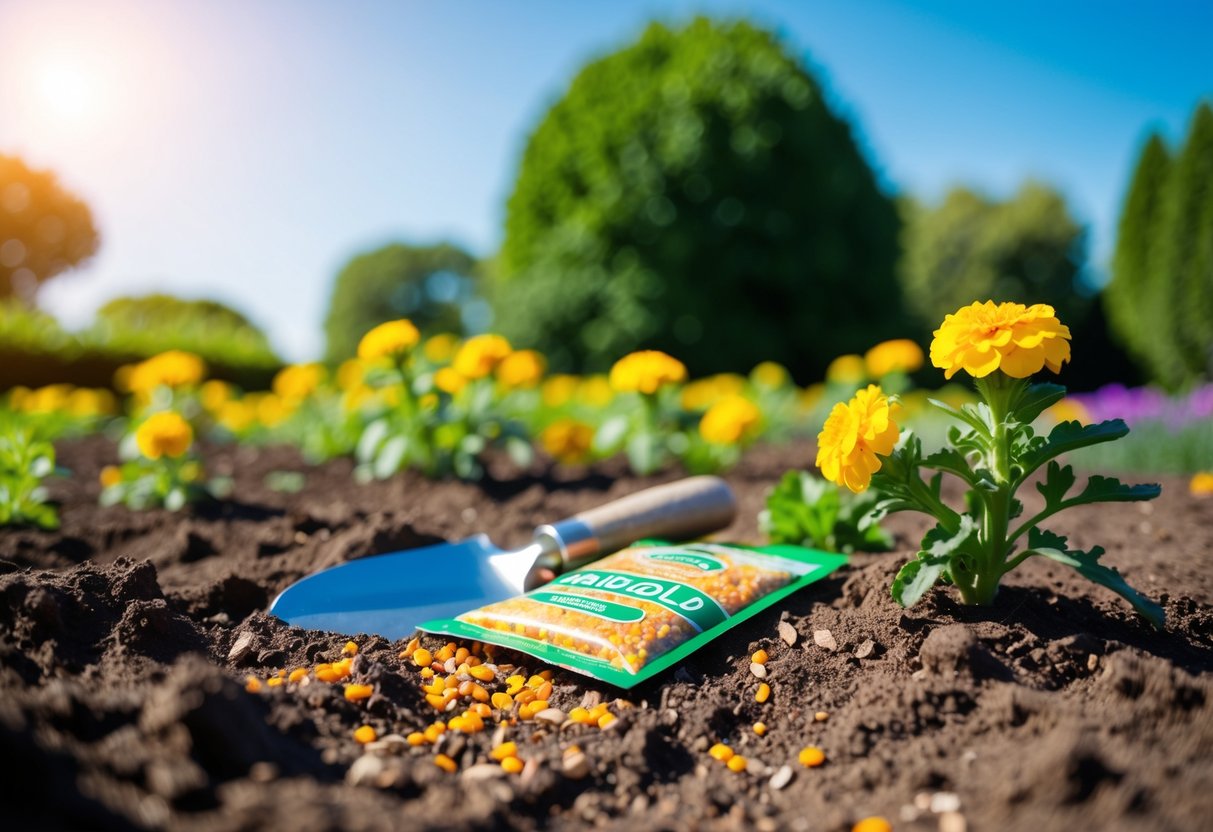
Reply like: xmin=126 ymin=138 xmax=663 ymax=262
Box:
xmin=269 ymin=476 xmax=737 ymax=640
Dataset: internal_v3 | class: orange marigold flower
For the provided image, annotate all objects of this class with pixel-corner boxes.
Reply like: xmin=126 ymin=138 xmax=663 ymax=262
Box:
xmin=496 ymin=349 xmax=546 ymax=389
xmin=1190 ymin=472 xmax=1213 ymax=496
xmin=127 ymin=351 xmax=206 ymax=392
xmin=864 ymin=338 xmax=924 ymax=378
xmin=931 ymin=300 xmax=1071 ymax=380
xmin=452 ymin=334 xmax=513 ymax=379
xmin=608 ymin=351 xmax=687 ymax=395
xmin=699 ymin=395 xmax=762 ymax=445
xmin=135 ymin=412 xmax=194 ymax=460
xmin=99 ymin=465 xmax=123 ymax=489
xmin=816 ymin=385 xmax=900 ymax=493
xmin=540 ymin=419 xmax=594 ymax=463
xmin=357 ymin=319 xmax=421 ymax=360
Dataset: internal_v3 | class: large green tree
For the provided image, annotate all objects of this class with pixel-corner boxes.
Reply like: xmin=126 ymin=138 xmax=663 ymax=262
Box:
xmin=1104 ymin=133 xmax=1173 ymax=380
xmin=899 ymin=181 xmax=1087 ymax=330
xmin=494 ymin=18 xmax=903 ymax=379
xmin=0 ymin=155 xmax=99 ymax=300
xmin=323 ymin=242 xmax=478 ymax=363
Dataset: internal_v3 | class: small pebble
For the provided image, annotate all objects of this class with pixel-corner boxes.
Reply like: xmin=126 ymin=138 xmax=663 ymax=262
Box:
xmin=930 ymin=792 xmax=961 ymax=814
xmin=1087 ymin=654 xmax=1099 ymax=671
xmin=462 ymin=763 xmax=506 ymax=781
xmin=814 ymin=630 xmax=838 ymax=651
xmin=227 ymin=631 xmax=255 ymax=663
xmin=778 ymin=621 xmax=798 ymax=646
xmin=346 ymin=754 xmax=386 ymax=786
xmin=769 ymin=765 xmax=794 ymax=790
xmin=939 ymin=811 xmax=967 ymax=832
xmin=534 ymin=708 xmax=567 ymax=726
xmin=750 ymin=662 xmax=768 ymax=679
xmin=562 ymin=750 xmax=591 ymax=779
xmin=855 ymin=639 xmax=875 ymax=659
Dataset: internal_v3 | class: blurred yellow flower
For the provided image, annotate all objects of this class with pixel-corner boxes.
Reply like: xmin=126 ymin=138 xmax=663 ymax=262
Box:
xmin=273 ymin=363 xmax=326 ymax=402
xmin=609 ymin=350 xmax=687 ymax=395
xmin=751 ymin=361 xmax=791 ymax=390
xmin=434 ymin=367 xmax=467 ymax=395
xmin=541 ymin=419 xmax=594 ymax=464
xmin=335 ymin=359 xmax=366 ymax=391
xmin=1190 ymin=472 xmax=1213 ymax=496
xmin=541 ymin=374 xmax=579 ymax=407
xmin=128 ymin=351 xmax=206 ymax=392
xmin=699 ymin=395 xmax=762 ymax=445
xmin=797 ymin=383 xmax=825 ymax=412
xmin=497 ymin=349 xmax=546 ymax=389
xmin=931 ymin=301 xmax=1071 ymax=380
xmin=66 ymin=388 xmax=116 ymax=417
xmin=217 ymin=399 xmax=255 ymax=433
xmin=135 ymin=412 xmax=194 ymax=460
xmin=99 ymin=465 xmax=123 ymax=489
xmin=255 ymin=393 xmax=290 ymax=427
xmin=825 ymin=354 xmax=867 ymax=385
xmin=1044 ymin=398 xmax=1091 ymax=425
xmin=17 ymin=384 xmax=72 ymax=414
xmin=423 ymin=333 xmax=460 ymax=363
xmin=199 ymin=380 xmax=233 ymax=412
xmin=357 ymin=319 xmax=420 ymax=360
xmin=453 ymin=334 xmax=512 ymax=379
xmin=864 ymin=339 xmax=924 ymax=378
xmin=816 ymin=384 xmax=901 ymax=493
xmin=341 ymin=385 xmax=374 ymax=413
xmin=577 ymin=375 xmax=615 ymax=406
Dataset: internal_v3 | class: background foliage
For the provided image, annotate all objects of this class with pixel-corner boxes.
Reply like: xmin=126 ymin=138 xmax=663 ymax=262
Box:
xmin=323 ymin=242 xmax=478 ymax=363
xmin=494 ymin=18 xmax=904 ymax=381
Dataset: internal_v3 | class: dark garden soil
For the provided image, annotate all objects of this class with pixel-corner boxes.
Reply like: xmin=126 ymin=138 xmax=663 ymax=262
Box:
xmin=2 ymin=436 xmax=1211 ymax=832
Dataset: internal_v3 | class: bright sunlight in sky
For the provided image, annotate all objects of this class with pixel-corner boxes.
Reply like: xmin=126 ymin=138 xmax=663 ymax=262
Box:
xmin=0 ymin=0 xmax=1210 ymax=361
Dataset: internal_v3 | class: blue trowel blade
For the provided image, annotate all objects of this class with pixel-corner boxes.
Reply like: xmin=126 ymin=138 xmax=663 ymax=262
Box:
xmin=269 ymin=534 xmax=526 ymax=640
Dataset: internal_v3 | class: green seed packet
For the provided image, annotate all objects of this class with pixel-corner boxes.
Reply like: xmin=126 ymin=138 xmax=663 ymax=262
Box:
xmin=419 ymin=540 xmax=846 ymax=688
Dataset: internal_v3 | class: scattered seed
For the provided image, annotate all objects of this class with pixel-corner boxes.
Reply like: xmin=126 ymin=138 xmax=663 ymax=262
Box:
xmin=778 ymin=621 xmax=798 ymax=646
xmin=753 ymin=722 xmax=767 ymax=736
xmin=755 ymin=683 xmax=771 ymax=703
xmin=939 ymin=811 xmax=967 ymax=832
xmin=851 ymin=818 xmax=892 ymax=832
xmin=228 ymin=631 xmax=255 ymax=663
xmin=244 ymin=676 xmax=262 ymax=693
xmin=562 ymin=750 xmax=591 ymax=779
xmin=709 ymin=743 xmax=734 ymax=762
xmin=814 ymin=711 xmax=829 ymax=722
xmin=412 ymin=648 xmax=433 ymax=667
xmin=597 ymin=713 xmax=618 ymax=730
xmin=500 ymin=756 xmax=524 ymax=774
xmin=434 ymin=754 xmax=457 ymax=773
xmin=535 ymin=708 xmax=567 ymax=726
xmin=288 ymin=668 xmax=308 ymax=683
xmin=798 ymin=746 xmax=826 ymax=768
xmin=751 ymin=649 xmax=770 ymax=665
xmin=406 ymin=732 xmax=425 ymax=746
xmin=769 ymin=764 xmax=794 ymax=790
xmin=401 ymin=637 xmax=420 ymax=658
xmin=726 ymin=755 xmax=748 ymax=772
xmin=344 ymin=683 xmax=374 ymax=702
xmin=342 ymin=640 xmax=359 ymax=656
xmin=353 ymin=725 xmax=377 ymax=744
xmin=750 ymin=662 xmax=768 ymax=679
xmin=813 ymin=630 xmax=838 ymax=651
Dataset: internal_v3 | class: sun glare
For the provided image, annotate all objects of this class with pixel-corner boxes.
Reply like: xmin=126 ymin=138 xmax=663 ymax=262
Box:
xmin=36 ymin=57 xmax=99 ymax=122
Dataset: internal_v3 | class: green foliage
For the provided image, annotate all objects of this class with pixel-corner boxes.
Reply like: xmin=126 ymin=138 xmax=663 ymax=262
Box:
xmin=899 ymin=181 xmax=1087 ymax=331
xmin=1105 ymin=133 xmax=1173 ymax=379
xmin=324 ymin=242 xmax=478 ymax=363
xmin=84 ymin=294 xmax=280 ymax=371
xmin=0 ymin=415 xmax=60 ymax=529
xmin=495 ymin=18 xmax=903 ymax=378
xmin=871 ymin=375 xmax=1163 ymax=626
xmin=100 ymin=455 xmax=209 ymax=511
xmin=0 ymin=155 xmax=99 ymax=300
xmin=760 ymin=470 xmax=892 ymax=553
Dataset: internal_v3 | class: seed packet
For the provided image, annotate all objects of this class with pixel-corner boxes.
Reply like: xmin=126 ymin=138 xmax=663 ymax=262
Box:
xmin=419 ymin=541 xmax=846 ymax=688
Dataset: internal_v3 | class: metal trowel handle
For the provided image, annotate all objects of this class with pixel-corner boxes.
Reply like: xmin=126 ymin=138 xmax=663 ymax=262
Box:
xmin=533 ymin=476 xmax=737 ymax=573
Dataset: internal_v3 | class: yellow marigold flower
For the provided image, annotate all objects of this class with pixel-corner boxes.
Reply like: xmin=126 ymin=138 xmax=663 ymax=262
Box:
xmin=128 ymin=351 xmax=206 ymax=392
xmin=135 ymin=412 xmax=193 ymax=460
xmin=699 ymin=395 xmax=762 ymax=445
xmin=357 ymin=319 xmax=421 ymax=361
xmin=255 ymin=393 xmax=290 ymax=427
xmin=930 ymin=300 xmax=1072 ymax=380
xmin=816 ymin=385 xmax=901 ymax=493
xmin=797 ymin=383 xmax=825 ymax=412
xmin=578 ymin=375 xmax=615 ymax=406
xmin=434 ymin=367 xmax=467 ymax=395
xmin=68 ymin=388 xmax=117 ymax=417
xmin=864 ymin=339 xmax=924 ymax=378
xmin=497 ymin=349 xmax=546 ymax=389
xmin=825 ymin=354 xmax=867 ymax=385
xmin=541 ymin=419 xmax=594 ymax=463
xmin=423 ymin=332 xmax=460 ymax=363
xmin=1190 ymin=472 xmax=1213 ymax=496
xmin=18 ymin=384 xmax=72 ymax=414
xmin=273 ymin=363 xmax=325 ymax=402
xmin=99 ymin=465 xmax=123 ymax=489
xmin=608 ymin=350 xmax=687 ymax=395
xmin=453 ymin=334 xmax=512 ymax=379
xmin=541 ymin=374 xmax=579 ymax=407
xmin=336 ymin=358 xmax=366 ymax=390
xmin=751 ymin=361 xmax=791 ymax=390
xmin=199 ymin=379 xmax=233 ymax=412
xmin=217 ymin=399 xmax=255 ymax=433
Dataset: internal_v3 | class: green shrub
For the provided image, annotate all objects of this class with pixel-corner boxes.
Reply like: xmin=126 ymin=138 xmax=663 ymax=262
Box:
xmin=323 ymin=242 xmax=478 ymax=363
xmin=494 ymin=18 xmax=903 ymax=379
xmin=0 ymin=155 xmax=99 ymax=301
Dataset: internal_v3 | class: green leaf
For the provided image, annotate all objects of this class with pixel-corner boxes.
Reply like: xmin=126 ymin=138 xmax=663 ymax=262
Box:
xmin=1074 ymin=475 xmax=1161 ymax=504
xmin=921 ymin=446 xmax=979 ymax=486
xmin=374 ymin=436 xmax=408 ymax=479
xmin=1026 ymin=529 xmax=1165 ymax=628
xmin=1010 ymin=382 xmax=1066 ymax=423
xmin=1020 ymin=419 xmax=1130 ymax=478
xmin=356 ymin=418 xmax=390 ymax=463
xmin=593 ymin=416 xmax=628 ymax=453
xmin=891 ymin=516 xmax=979 ymax=607
xmin=928 ymin=398 xmax=992 ymax=438
xmin=1036 ymin=460 xmax=1077 ymax=508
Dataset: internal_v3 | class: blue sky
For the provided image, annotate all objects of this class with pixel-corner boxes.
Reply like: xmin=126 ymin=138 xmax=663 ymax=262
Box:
xmin=0 ymin=0 xmax=1209 ymax=360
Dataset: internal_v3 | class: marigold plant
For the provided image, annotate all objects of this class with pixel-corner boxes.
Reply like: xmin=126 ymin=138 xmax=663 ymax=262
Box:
xmin=817 ymin=300 xmax=1164 ymax=626
xmin=0 ymin=415 xmax=60 ymax=529
xmin=601 ymin=350 xmax=688 ymax=474
xmin=104 ymin=411 xmax=209 ymax=510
